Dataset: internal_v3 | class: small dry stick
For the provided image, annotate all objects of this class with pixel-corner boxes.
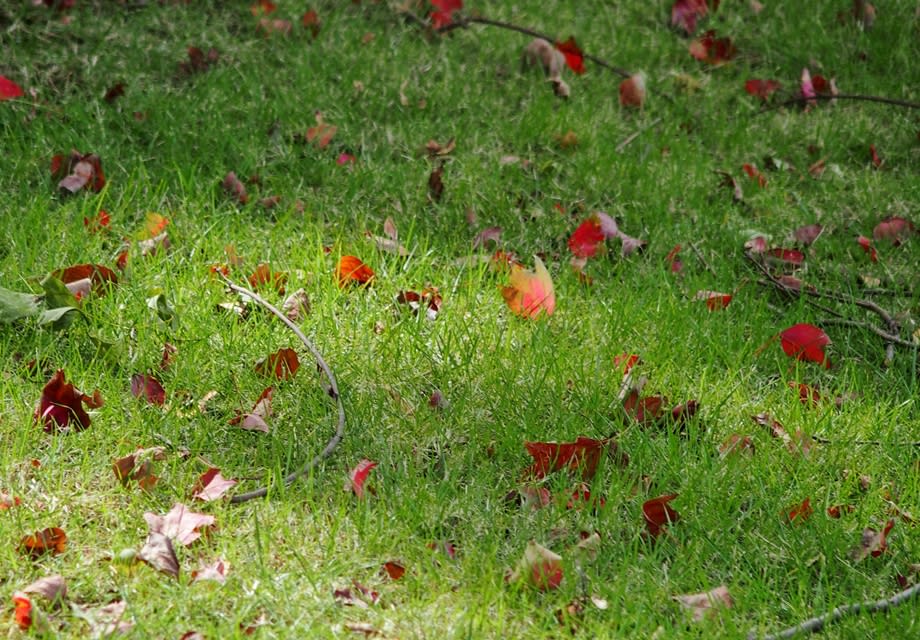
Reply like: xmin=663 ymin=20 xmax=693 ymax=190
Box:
xmin=615 ymin=117 xmax=663 ymax=153
xmin=219 ymin=273 xmax=345 ymax=504
xmin=749 ymin=581 xmax=920 ymax=640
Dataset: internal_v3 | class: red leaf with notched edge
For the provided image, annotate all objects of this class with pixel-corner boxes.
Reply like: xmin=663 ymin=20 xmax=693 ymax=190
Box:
xmin=785 ymin=497 xmax=813 ymax=524
xmin=643 ymin=494 xmax=680 ymax=538
xmin=222 ymin=171 xmax=249 ymax=204
xmin=671 ymin=0 xmax=708 ymax=35
xmin=193 ymin=468 xmax=237 ymax=502
xmin=780 ymin=323 xmax=831 ymax=367
xmin=430 ymin=0 xmax=462 ymax=30
xmin=255 ymin=348 xmax=299 ymax=379
xmin=568 ymin=217 xmax=605 ymax=258
xmin=524 ymin=436 xmax=612 ymax=480
xmin=248 ymin=263 xmax=287 ymax=295
xmin=745 ymin=79 xmax=781 ymax=100
xmin=0 ymin=75 xmax=24 ymax=100
xmin=689 ymin=30 xmax=735 ymax=64
xmin=131 ymin=374 xmax=166 ymax=405
xmin=742 ymin=163 xmax=766 ymax=187
xmin=336 ymin=255 xmax=375 ymax=287
xmin=857 ymin=236 xmax=878 ymax=262
xmin=554 ymin=37 xmax=585 ymax=75
xmin=34 ymin=370 xmax=100 ymax=433
xmin=793 ymin=223 xmax=823 ymax=246
xmin=347 ymin=459 xmax=377 ymax=498
xmin=19 ymin=528 xmax=67 ymax=558
xmin=694 ymin=290 xmax=732 ymax=310
xmin=873 ymin=216 xmax=915 ymax=245
xmin=13 ymin=593 xmax=32 ymax=630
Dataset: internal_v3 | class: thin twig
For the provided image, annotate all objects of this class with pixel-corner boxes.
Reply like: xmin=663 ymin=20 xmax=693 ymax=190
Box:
xmin=817 ymin=318 xmax=914 ymax=348
xmin=749 ymin=582 xmax=920 ymax=640
xmin=616 ymin=117 xmax=663 ymax=153
xmin=689 ymin=241 xmax=717 ymax=277
xmin=218 ymin=273 xmax=345 ymax=504
xmin=759 ymin=93 xmax=920 ymax=114
xmin=437 ymin=15 xmax=631 ymax=78
xmin=810 ymin=435 xmax=920 ymax=448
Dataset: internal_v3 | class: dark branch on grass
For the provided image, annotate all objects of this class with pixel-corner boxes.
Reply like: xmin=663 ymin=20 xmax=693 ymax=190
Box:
xmin=760 ymin=93 xmax=920 ymax=114
xmin=749 ymin=582 xmax=920 ymax=640
xmin=218 ymin=273 xmax=345 ymax=504
xmin=810 ymin=435 xmax=920 ymax=448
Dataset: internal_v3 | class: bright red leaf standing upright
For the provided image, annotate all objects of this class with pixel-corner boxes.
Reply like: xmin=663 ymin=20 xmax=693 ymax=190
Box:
xmin=568 ymin=217 xmax=605 ymax=258
xmin=430 ymin=0 xmax=462 ymax=30
xmin=554 ymin=37 xmax=585 ymax=74
xmin=347 ymin=459 xmax=377 ymax=498
xmin=34 ymin=370 xmax=102 ymax=433
xmin=0 ymin=75 xmax=24 ymax=100
xmin=780 ymin=323 xmax=831 ymax=368
xmin=744 ymin=79 xmax=781 ymax=100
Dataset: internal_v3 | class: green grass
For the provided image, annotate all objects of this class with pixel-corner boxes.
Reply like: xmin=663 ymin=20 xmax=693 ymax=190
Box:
xmin=1 ymin=1 xmax=919 ymax=638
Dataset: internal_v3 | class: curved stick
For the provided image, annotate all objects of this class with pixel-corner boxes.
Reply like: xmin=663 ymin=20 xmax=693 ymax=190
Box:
xmin=749 ymin=582 xmax=920 ymax=640
xmin=218 ymin=273 xmax=345 ymax=504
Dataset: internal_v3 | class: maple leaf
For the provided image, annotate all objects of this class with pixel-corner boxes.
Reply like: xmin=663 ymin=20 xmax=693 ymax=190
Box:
xmin=336 ymin=255 xmax=375 ymax=287
xmin=34 ymin=369 xmax=101 ymax=433
xmin=230 ymin=386 xmax=273 ymax=432
xmin=785 ymin=497 xmax=813 ymax=524
xmin=872 ymin=216 xmax=914 ymax=245
xmin=554 ymin=37 xmax=585 ymax=74
xmin=674 ymin=585 xmax=733 ymax=621
xmin=793 ymin=223 xmax=823 ymax=245
xmin=192 ymin=559 xmax=229 ymax=584
xmin=524 ymin=437 xmax=614 ymax=480
xmin=643 ymin=494 xmax=679 ymax=539
xmin=193 ymin=468 xmax=238 ymax=502
xmin=346 ymin=459 xmax=377 ymax=498
xmin=54 ymin=263 xmax=118 ymax=299
xmin=255 ymin=348 xmax=300 ymax=380
xmin=509 ymin=541 xmax=564 ymax=591
xmin=857 ymin=235 xmax=878 ymax=262
xmin=19 ymin=527 xmax=67 ymax=558
xmin=52 ymin=151 xmax=105 ymax=194
xmin=745 ymin=79 xmax=781 ymax=100
xmin=694 ymin=290 xmax=732 ymax=310
xmin=689 ymin=30 xmax=736 ymax=64
xmin=619 ymin=72 xmax=646 ymax=108
xmin=144 ymin=503 xmax=215 ymax=546
xmin=568 ymin=216 xmax=605 ymax=258
xmin=138 ymin=532 xmax=179 ymax=578
xmin=0 ymin=75 xmax=24 ymax=100
xmin=780 ymin=323 xmax=831 ymax=368
xmin=671 ymin=0 xmax=708 ymax=35
xmin=501 ymin=256 xmax=555 ymax=318
xmin=131 ymin=373 xmax=166 ymax=405
xmin=742 ymin=163 xmax=766 ymax=187
xmin=248 ymin=263 xmax=287 ymax=295
xmin=430 ymin=0 xmax=463 ymax=30
xmin=113 ymin=446 xmax=165 ymax=491
xmin=221 ymin=171 xmax=249 ymax=204
xmin=850 ymin=519 xmax=895 ymax=562
xmin=396 ymin=288 xmax=442 ymax=320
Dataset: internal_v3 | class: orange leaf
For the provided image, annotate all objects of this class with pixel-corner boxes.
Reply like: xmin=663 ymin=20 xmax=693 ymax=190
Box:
xmin=19 ymin=527 xmax=67 ymax=558
xmin=255 ymin=348 xmax=300 ymax=380
xmin=501 ymin=256 xmax=555 ymax=318
xmin=336 ymin=255 xmax=375 ymax=287
xmin=13 ymin=593 xmax=32 ymax=630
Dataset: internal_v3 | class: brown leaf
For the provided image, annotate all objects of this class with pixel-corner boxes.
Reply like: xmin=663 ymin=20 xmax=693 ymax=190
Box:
xmin=22 ymin=575 xmax=67 ymax=604
xmin=281 ymin=288 xmax=311 ymax=321
xmin=144 ymin=503 xmax=215 ymax=546
xmin=674 ymin=585 xmax=733 ymax=621
xmin=850 ymin=519 xmax=895 ymax=562
xmin=34 ymin=369 xmax=99 ymax=433
xmin=191 ymin=559 xmax=229 ymax=584
xmin=248 ymin=263 xmax=287 ymax=294
xmin=19 ymin=528 xmax=67 ymax=558
xmin=131 ymin=373 xmax=166 ymax=405
xmin=428 ymin=165 xmax=444 ymax=203
xmin=138 ymin=532 xmax=179 ymax=578
xmin=255 ymin=348 xmax=299 ymax=379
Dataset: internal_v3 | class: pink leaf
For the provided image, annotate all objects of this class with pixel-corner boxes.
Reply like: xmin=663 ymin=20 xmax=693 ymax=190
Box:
xmin=671 ymin=0 xmax=708 ymax=35
xmin=138 ymin=532 xmax=179 ymax=578
xmin=509 ymin=541 xmax=563 ymax=590
xmin=674 ymin=585 xmax=733 ymax=621
xmin=473 ymin=226 xmax=502 ymax=248
xmin=347 ymin=459 xmax=377 ymax=498
xmin=618 ymin=73 xmax=646 ymax=108
xmin=193 ymin=468 xmax=238 ymax=502
xmin=780 ymin=323 xmax=831 ymax=368
xmin=192 ymin=559 xmax=229 ymax=584
xmin=793 ymin=223 xmax=823 ymax=245
xmin=144 ymin=503 xmax=215 ymax=546
xmin=872 ymin=216 xmax=915 ymax=246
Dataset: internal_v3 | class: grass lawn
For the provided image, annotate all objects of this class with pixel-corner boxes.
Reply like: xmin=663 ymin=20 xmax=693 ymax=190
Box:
xmin=1 ymin=1 xmax=919 ymax=637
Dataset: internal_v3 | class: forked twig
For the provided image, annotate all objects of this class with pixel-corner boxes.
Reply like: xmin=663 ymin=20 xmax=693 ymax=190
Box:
xmin=749 ymin=582 xmax=920 ymax=640
xmin=218 ymin=273 xmax=345 ymax=504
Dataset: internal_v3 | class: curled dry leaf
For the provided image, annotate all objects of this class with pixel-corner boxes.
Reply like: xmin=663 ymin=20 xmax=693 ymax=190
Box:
xmin=347 ymin=459 xmax=377 ymax=498
xmin=113 ymin=446 xmax=165 ymax=491
xmin=857 ymin=236 xmax=878 ymax=262
xmin=396 ymin=288 xmax=442 ymax=320
xmin=255 ymin=348 xmax=300 ymax=379
xmin=178 ymin=46 xmax=219 ymax=75
xmin=473 ymin=226 xmax=502 ymax=249
xmin=674 ymin=585 xmax=733 ymax=621
xmin=719 ymin=433 xmax=754 ymax=457
xmin=52 ymin=151 xmax=106 ymax=194
xmin=282 ymin=288 xmax=311 ymax=321
xmin=614 ymin=353 xmax=641 ymax=376
xmin=19 ymin=527 xmax=67 ymax=558
xmin=785 ymin=497 xmax=813 ymax=524
xmin=428 ymin=165 xmax=444 ymax=202
xmin=509 ymin=541 xmax=564 ymax=591
xmin=138 ymin=532 xmax=179 ymax=578
xmin=619 ymin=73 xmax=646 ymax=108
xmin=1 ymin=492 xmax=22 ymax=509
xmin=742 ymin=163 xmax=766 ymax=187
xmin=780 ymin=323 xmax=831 ymax=368
xmin=643 ymin=494 xmax=680 ymax=539
xmin=54 ymin=263 xmax=118 ymax=299
xmin=144 ymin=503 xmax=215 ymax=546
xmin=34 ymin=369 xmax=101 ymax=434
xmin=12 ymin=593 xmax=33 ymax=631
xmin=381 ymin=561 xmax=406 ymax=580
xmin=193 ymin=468 xmax=238 ymax=502
xmin=336 ymin=255 xmax=375 ymax=287
xmin=501 ymin=256 xmax=555 ymax=318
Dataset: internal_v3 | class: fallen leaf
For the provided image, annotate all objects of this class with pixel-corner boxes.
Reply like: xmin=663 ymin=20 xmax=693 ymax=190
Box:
xmin=258 ymin=18 xmax=293 ymax=35
xmin=336 ymin=255 xmax=375 ymax=287
xmin=347 ymin=459 xmax=377 ymax=498
xmin=719 ymin=433 xmax=754 ymax=457
xmin=857 ymin=236 xmax=878 ymax=262
xmin=34 ymin=369 xmax=100 ymax=433
xmin=425 ymin=138 xmax=456 ymax=156
xmin=12 ymin=593 xmax=33 ymax=630
xmin=250 ymin=0 xmax=276 ymax=16
xmin=780 ymin=323 xmax=831 ymax=367
xmin=789 ymin=381 xmax=821 ymax=408
xmin=192 ymin=559 xmax=229 ymax=584
xmin=19 ymin=528 xmax=67 ymax=558
xmin=614 ymin=353 xmax=641 ymax=376
xmin=872 ymin=216 xmax=914 ymax=245
xmin=619 ymin=72 xmax=646 ymax=107
xmin=138 ymin=532 xmax=179 ymax=578
xmin=53 ymin=151 xmax=105 ymax=194
xmin=869 ymin=144 xmax=883 ymax=169
xmin=524 ymin=436 xmax=613 ymax=480
xmin=193 ymin=468 xmax=237 ymax=502
xmin=694 ymin=290 xmax=732 ymax=310
xmin=381 ymin=561 xmax=406 ymax=580
xmin=1 ymin=492 xmax=22 ymax=509
xmin=255 ymin=348 xmax=300 ymax=379
xmin=509 ymin=541 xmax=564 ymax=590
xmin=221 ymin=171 xmax=249 ymax=204
xmin=473 ymin=226 xmax=502 ymax=248
xmin=131 ymin=373 xmax=166 ymax=405
xmin=850 ymin=519 xmax=895 ymax=561
xmin=671 ymin=0 xmax=709 ymax=35
xmin=643 ymin=494 xmax=680 ymax=539
xmin=301 ymin=9 xmax=320 ymax=38
xmin=785 ymin=497 xmax=813 ymax=524
xmin=22 ymin=575 xmax=67 ymax=603
xmin=665 ymin=244 xmax=683 ymax=273
xmin=396 ymin=288 xmax=442 ymax=320
xmin=569 ymin=216 xmax=606 ymax=258
xmin=230 ymin=386 xmax=273 ymax=432
xmin=430 ymin=0 xmax=463 ymax=30
xmin=113 ymin=446 xmax=165 ymax=491
xmin=674 ymin=585 xmax=733 ymax=621
xmin=554 ymin=37 xmax=585 ymax=75
xmin=742 ymin=163 xmax=767 ymax=187
xmin=282 ymin=288 xmax=311 ymax=321
xmin=501 ymin=256 xmax=555 ymax=318
xmin=144 ymin=503 xmax=215 ymax=546
xmin=765 ymin=247 xmax=805 ymax=268
xmin=248 ymin=263 xmax=287 ymax=295
xmin=306 ymin=111 xmax=337 ymax=148
xmin=0 ymin=75 xmax=24 ymax=100
xmin=793 ymin=223 xmax=823 ymax=245
xmin=83 ymin=210 xmax=111 ymax=232
xmin=428 ymin=165 xmax=444 ymax=202
xmin=689 ymin=30 xmax=736 ymax=64
xmin=745 ymin=79 xmax=781 ymax=100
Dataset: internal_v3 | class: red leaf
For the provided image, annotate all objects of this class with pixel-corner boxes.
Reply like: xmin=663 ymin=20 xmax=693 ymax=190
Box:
xmin=1 ymin=492 xmax=22 ymax=509
xmin=614 ymin=353 xmax=640 ymax=376
xmin=19 ymin=527 xmax=67 ymax=558
xmin=742 ymin=163 xmax=766 ymax=187
xmin=83 ymin=210 xmax=111 ymax=232
xmin=34 ymin=370 xmax=99 ymax=433
xmin=144 ymin=503 xmax=215 ymax=546
xmin=793 ymin=223 xmax=823 ymax=246
xmin=131 ymin=373 xmax=166 ymax=405
xmin=785 ymin=497 xmax=813 ymax=524
xmin=554 ymin=37 xmax=586 ymax=75
xmin=381 ymin=561 xmax=406 ymax=580
xmin=306 ymin=112 xmax=337 ymax=148
xmin=780 ymin=323 xmax=831 ymax=367
xmin=643 ymin=494 xmax=680 ymax=538
xmin=248 ymin=263 xmax=287 ymax=294
xmin=869 ymin=144 xmax=882 ymax=169
xmin=744 ymin=79 xmax=781 ymax=100
xmin=12 ymin=594 xmax=32 ymax=630
xmin=689 ymin=30 xmax=736 ymax=65
xmin=347 ymin=459 xmax=377 ymax=498
xmin=301 ymin=9 xmax=320 ymax=38
xmin=255 ymin=348 xmax=300 ymax=380
xmin=0 ymin=75 xmax=24 ymax=100
xmin=524 ymin=436 xmax=609 ymax=480
xmin=671 ymin=0 xmax=708 ymax=35
xmin=509 ymin=541 xmax=564 ymax=591
xmin=193 ymin=468 xmax=238 ymax=502
xmin=618 ymin=73 xmax=646 ymax=108
xmin=694 ymin=290 xmax=732 ymax=310
xmin=249 ymin=0 xmax=276 ymax=16
xmin=789 ymin=381 xmax=821 ymax=407
xmin=719 ymin=433 xmax=754 ymax=457
xmin=54 ymin=263 xmax=118 ymax=298
xmin=430 ymin=0 xmax=462 ymax=30
xmin=665 ymin=244 xmax=683 ymax=273
xmin=54 ymin=151 xmax=105 ymax=194
xmin=222 ymin=171 xmax=249 ymax=204
xmin=336 ymin=255 xmax=375 ymax=287
xmin=230 ymin=386 xmax=273 ymax=432
xmin=765 ymin=247 xmax=805 ymax=267
xmin=501 ymin=256 xmax=555 ymax=318
xmin=851 ymin=519 xmax=895 ymax=561
xmin=872 ymin=216 xmax=915 ymax=245
xmin=857 ymin=236 xmax=878 ymax=262
xmin=568 ymin=217 xmax=605 ymax=258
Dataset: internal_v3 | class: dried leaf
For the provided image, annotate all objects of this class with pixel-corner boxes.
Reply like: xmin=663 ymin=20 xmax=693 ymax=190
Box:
xmin=509 ymin=541 xmax=564 ymax=590
xmin=192 ymin=559 xmax=229 ymax=584
xmin=19 ymin=528 xmax=67 ymax=558
xmin=643 ymin=494 xmax=679 ymax=538
xmin=255 ymin=348 xmax=300 ymax=379
xmin=524 ymin=436 xmax=613 ymax=480
xmin=22 ymin=575 xmax=67 ymax=603
xmin=282 ymin=289 xmax=311 ymax=321
xmin=131 ymin=373 xmax=166 ymax=405
xmin=850 ymin=519 xmax=895 ymax=561
xmin=138 ymin=532 xmax=179 ymax=578
xmin=336 ymin=255 xmax=375 ymax=287
xmin=230 ymin=386 xmax=273 ymax=432
xmin=34 ymin=370 xmax=99 ymax=433
xmin=674 ymin=585 xmax=733 ymax=621
xmin=193 ymin=468 xmax=237 ymax=502
xmin=501 ymin=256 xmax=555 ymax=318
xmin=619 ymin=73 xmax=646 ymax=108
xmin=144 ymin=503 xmax=215 ymax=546
xmin=347 ymin=459 xmax=377 ymax=498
